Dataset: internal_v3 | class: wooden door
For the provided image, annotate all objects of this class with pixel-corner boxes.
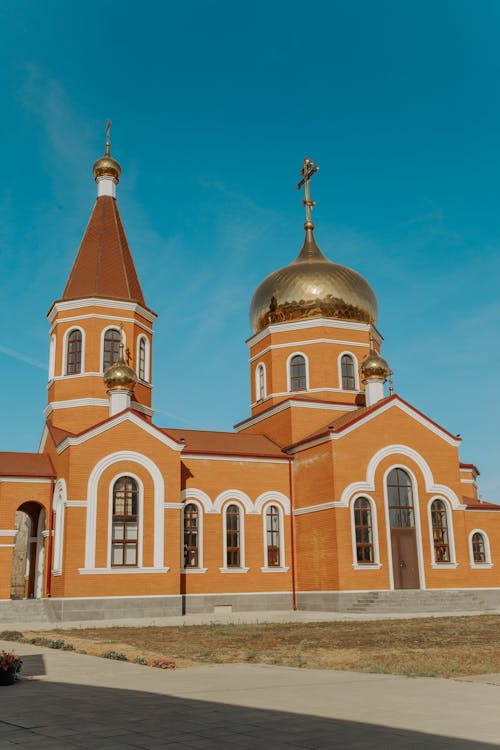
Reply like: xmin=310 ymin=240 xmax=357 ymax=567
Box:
xmin=391 ymin=529 xmax=419 ymax=589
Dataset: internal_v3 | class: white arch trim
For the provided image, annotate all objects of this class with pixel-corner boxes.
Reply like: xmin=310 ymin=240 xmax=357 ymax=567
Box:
xmin=255 ymin=361 xmax=267 ymax=402
xmin=338 ymin=351 xmax=360 ymax=391
xmin=84 ymin=451 xmax=165 ymax=570
xmin=349 ymin=494 xmax=382 ymax=569
xmin=181 ymin=488 xmax=213 ymax=513
xmin=62 ymin=326 xmax=86 ymax=376
xmin=214 ymin=489 xmax=254 ymax=514
xmin=339 ymin=444 xmax=464 ymax=510
xmin=469 ymin=529 xmax=493 ymax=568
xmin=107 ymin=472 xmax=144 ymax=568
xmin=220 ymin=499 xmax=249 ymax=572
xmin=52 ymin=478 xmax=67 ymax=575
xmin=254 ymin=491 xmax=290 ymax=515
xmin=136 ymin=333 xmax=151 ymax=383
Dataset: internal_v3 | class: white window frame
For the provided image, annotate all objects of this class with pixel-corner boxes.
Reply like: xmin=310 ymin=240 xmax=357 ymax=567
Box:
xmin=286 ymin=351 xmax=310 ymax=393
xmin=48 ymin=334 xmax=56 ymax=381
xmin=255 ymin=362 xmax=267 ymax=402
xmin=469 ymin=529 xmax=493 ymax=568
xmin=261 ymin=502 xmax=289 ymax=572
xmin=101 ymin=326 xmax=125 ymax=373
xmin=107 ymin=472 xmax=144 ymax=569
xmin=220 ymin=501 xmax=248 ymax=573
xmin=181 ymin=499 xmax=207 ymax=573
xmin=350 ymin=494 xmax=381 ymax=569
xmin=62 ymin=326 xmax=86 ymax=376
xmin=52 ymin=479 xmax=67 ymax=576
xmin=427 ymin=496 xmax=457 ymax=568
xmin=136 ymin=334 xmax=151 ymax=383
xmin=338 ymin=351 xmax=359 ymax=391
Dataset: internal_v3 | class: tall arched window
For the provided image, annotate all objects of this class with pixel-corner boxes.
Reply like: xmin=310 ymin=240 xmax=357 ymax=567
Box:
xmin=66 ymin=329 xmax=82 ymax=374
xmin=340 ymin=354 xmax=356 ymax=390
xmin=387 ymin=468 xmax=414 ymax=527
xmin=289 ymin=354 xmax=306 ymax=391
xmin=111 ymin=476 xmax=138 ymax=567
xmin=472 ymin=532 xmax=487 ymax=564
xmin=431 ymin=499 xmax=450 ymax=563
xmin=138 ymin=337 xmax=147 ymax=381
xmin=184 ymin=503 xmax=199 ymax=568
xmin=226 ymin=504 xmax=240 ymax=567
xmin=103 ymin=328 xmax=121 ymax=370
xmin=256 ymin=364 xmax=266 ymax=401
xmin=266 ymin=505 xmax=280 ymax=567
xmin=354 ymin=497 xmax=374 ymax=563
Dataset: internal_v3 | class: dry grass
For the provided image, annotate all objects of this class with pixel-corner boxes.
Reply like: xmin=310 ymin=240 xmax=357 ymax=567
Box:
xmin=8 ymin=615 xmax=500 ymax=678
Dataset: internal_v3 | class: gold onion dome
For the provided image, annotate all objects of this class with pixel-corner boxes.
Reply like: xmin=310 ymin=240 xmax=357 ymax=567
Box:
xmin=361 ymin=341 xmax=391 ymax=380
xmin=103 ymin=344 xmax=137 ymax=391
xmin=249 ymin=223 xmax=378 ymax=334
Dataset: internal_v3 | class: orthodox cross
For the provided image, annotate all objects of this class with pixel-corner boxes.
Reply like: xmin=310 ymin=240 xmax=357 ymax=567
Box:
xmin=296 ymin=157 xmax=319 ymax=224
xmin=105 ymin=120 xmax=112 ymax=156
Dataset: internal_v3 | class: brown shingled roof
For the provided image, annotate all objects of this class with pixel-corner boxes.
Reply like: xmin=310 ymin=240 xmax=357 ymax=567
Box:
xmin=0 ymin=453 xmax=55 ymax=478
xmin=62 ymin=196 xmax=146 ymax=307
xmin=160 ymin=428 xmax=288 ymax=459
xmin=463 ymin=497 xmax=500 ymax=510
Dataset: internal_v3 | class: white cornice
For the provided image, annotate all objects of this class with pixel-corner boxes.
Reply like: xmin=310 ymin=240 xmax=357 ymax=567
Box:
xmin=48 ymin=298 xmax=157 ymax=324
xmin=44 ymin=398 xmax=153 ymax=419
xmin=48 ymin=374 xmax=153 ymax=393
xmin=251 ymin=388 xmax=361 ymax=408
xmin=50 ymin=314 xmax=153 ymax=335
xmin=235 ymin=399 xmax=357 ymax=432
xmin=249 ymin=338 xmax=370 ymax=362
xmin=182 ymin=453 xmax=288 ymax=464
xmin=247 ymin=318 xmax=382 ymax=347
xmin=0 ymin=477 xmax=52 ymax=484
xmin=55 ymin=410 xmax=183 ymax=454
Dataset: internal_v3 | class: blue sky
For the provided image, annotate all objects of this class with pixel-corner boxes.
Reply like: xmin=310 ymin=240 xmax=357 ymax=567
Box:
xmin=0 ymin=1 xmax=499 ymax=500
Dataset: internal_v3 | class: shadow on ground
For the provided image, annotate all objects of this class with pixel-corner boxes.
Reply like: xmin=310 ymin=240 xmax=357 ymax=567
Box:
xmin=0 ymin=674 xmax=496 ymax=749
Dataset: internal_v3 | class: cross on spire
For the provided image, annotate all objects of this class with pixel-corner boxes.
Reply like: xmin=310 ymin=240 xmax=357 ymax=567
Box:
xmin=296 ymin=157 xmax=319 ymax=228
xmin=105 ymin=120 xmax=112 ymax=156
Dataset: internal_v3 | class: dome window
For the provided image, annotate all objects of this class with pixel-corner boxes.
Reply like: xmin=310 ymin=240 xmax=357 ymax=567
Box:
xmin=289 ymin=354 xmax=307 ymax=392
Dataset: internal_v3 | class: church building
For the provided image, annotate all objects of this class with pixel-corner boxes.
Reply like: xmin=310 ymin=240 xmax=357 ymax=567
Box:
xmin=0 ymin=138 xmax=499 ymax=622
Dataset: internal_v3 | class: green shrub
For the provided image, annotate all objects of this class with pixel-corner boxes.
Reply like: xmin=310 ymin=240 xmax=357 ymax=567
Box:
xmin=102 ymin=651 xmax=128 ymax=661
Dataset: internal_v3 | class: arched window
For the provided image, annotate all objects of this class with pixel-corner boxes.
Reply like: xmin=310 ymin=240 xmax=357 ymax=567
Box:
xmin=340 ymin=354 xmax=356 ymax=390
xmin=103 ymin=328 xmax=121 ymax=370
xmin=256 ymin=364 xmax=266 ymax=401
xmin=111 ymin=476 xmax=138 ymax=567
xmin=431 ymin=499 xmax=450 ymax=563
xmin=184 ymin=503 xmax=199 ymax=568
xmin=138 ymin=337 xmax=147 ymax=381
xmin=266 ymin=505 xmax=280 ymax=567
xmin=66 ymin=329 xmax=82 ymax=374
xmin=289 ymin=354 xmax=306 ymax=391
xmin=472 ymin=532 xmax=487 ymax=564
xmin=387 ymin=468 xmax=414 ymax=528
xmin=354 ymin=497 xmax=374 ymax=563
xmin=226 ymin=504 xmax=240 ymax=567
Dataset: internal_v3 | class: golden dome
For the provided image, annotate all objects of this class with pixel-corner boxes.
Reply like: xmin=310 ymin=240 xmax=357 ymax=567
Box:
xmin=93 ymin=149 xmax=121 ymax=182
xmin=360 ymin=344 xmax=391 ymax=381
xmin=103 ymin=344 xmax=136 ymax=391
xmin=249 ymin=225 xmax=378 ymax=334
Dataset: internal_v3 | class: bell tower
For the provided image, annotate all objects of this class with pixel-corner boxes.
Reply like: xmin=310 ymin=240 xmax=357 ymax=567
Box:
xmin=46 ymin=124 xmax=157 ymax=433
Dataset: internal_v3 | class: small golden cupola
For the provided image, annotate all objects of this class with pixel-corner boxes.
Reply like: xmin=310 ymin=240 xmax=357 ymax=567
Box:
xmin=93 ymin=120 xmax=121 ymax=196
xmin=360 ymin=332 xmax=391 ymax=407
xmin=249 ymin=158 xmax=378 ymax=334
xmin=104 ymin=333 xmax=137 ymax=415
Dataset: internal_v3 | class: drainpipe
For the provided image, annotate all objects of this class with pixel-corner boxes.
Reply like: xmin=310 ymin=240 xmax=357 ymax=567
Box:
xmin=288 ymin=456 xmax=297 ymax=611
xmin=45 ymin=478 xmax=56 ymax=598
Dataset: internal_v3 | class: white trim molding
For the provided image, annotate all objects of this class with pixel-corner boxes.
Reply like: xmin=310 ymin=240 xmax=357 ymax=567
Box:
xmin=255 ymin=361 xmax=267 ymax=402
xmin=83 ymin=451 xmax=165 ymax=571
xmin=237 ymin=398 xmax=356 ymax=432
xmin=52 ymin=479 xmax=67 ymax=574
xmin=249 ymin=337 xmax=370 ymax=363
xmin=181 ymin=488 xmax=213 ymax=513
xmin=136 ymin=333 xmax=151 ymax=383
xmin=427 ymin=496 xmax=458 ymax=569
xmin=254 ymin=491 xmax=291 ymax=515
xmin=468 ymin=529 xmax=493 ymax=568
xmin=247 ymin=317 xmax=378 ymax=347
xmin=48 ymin=298 xmax=157 ymax=325
xmin=214 ymin=490 xmax=254 ymax=514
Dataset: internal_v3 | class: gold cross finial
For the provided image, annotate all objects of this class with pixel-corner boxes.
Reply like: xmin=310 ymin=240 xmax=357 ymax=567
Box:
xmin=105 ymin=120 xmax=112 ymax=156
xmin=296 ymin=157 xmax=319 ymax=229
xmin=388 ymin=370 xmax=394 ymax=396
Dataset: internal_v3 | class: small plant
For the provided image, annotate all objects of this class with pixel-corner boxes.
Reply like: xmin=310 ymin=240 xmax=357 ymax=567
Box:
xmin=102 ymin=651 xmax=128 ymax=661
xmin=0 ymin=650 xmax=22 ymax=675
xmin=134 ymin=656 xmax=148 ymax=665
xmin=0 ymin=631 xmax=23 ymax=641
xmin=148 ymin=658 xmax=176 ymax=670
xmin=47 ymin=640 xmax=74 ymax=651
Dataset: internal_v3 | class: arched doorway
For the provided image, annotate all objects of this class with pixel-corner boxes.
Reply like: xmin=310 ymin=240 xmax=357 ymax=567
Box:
xmin=10 ymin=502 xmax=46 ymax=599
xmin=387 ymin=468 xmax=420 ymax=589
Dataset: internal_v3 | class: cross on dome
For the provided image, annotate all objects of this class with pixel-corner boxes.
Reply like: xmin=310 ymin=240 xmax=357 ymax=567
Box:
xmin=296 ymin=157 xmax=320 ymax=229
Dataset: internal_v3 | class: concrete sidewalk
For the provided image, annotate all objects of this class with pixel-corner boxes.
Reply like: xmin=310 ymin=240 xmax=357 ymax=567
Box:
xmin=0 ymin=640 xmax=499 ymax=748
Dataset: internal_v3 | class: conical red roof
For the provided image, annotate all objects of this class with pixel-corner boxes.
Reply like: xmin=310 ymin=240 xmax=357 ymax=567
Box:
xmin=62 ymin=196 xmax=146 ymax=307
